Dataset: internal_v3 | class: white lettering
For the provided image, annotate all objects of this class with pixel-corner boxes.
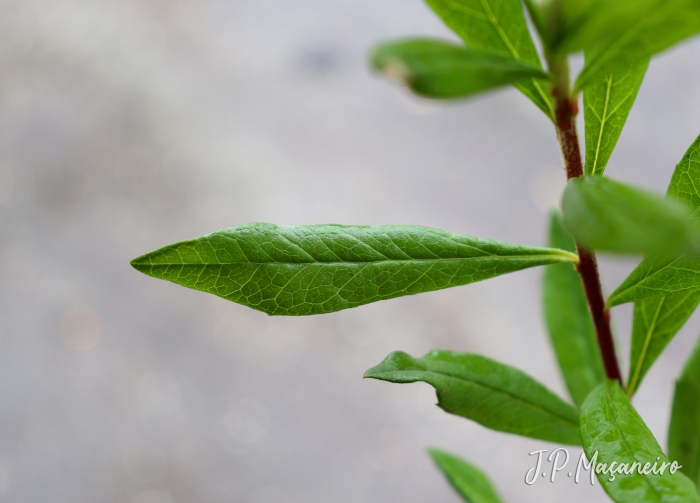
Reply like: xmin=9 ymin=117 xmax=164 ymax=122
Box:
xmin=525 ymin=450 xmax=547 ymax=485
xmin=575 ymin=451 xmax=597 ymax=485
xmin=548 ymin=448 xmax=569 ymax=482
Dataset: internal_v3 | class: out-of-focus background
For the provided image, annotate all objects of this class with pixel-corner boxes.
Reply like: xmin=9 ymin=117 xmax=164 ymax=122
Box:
xmin=1 ymin=1 xmax=700 ymax=502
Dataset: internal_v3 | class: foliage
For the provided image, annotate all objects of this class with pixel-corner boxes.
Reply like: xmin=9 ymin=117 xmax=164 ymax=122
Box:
xmin=131 ymin=1 xmax=700 ymax=501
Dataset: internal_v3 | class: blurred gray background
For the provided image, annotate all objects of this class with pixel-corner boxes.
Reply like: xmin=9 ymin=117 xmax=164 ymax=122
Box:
xmin=1 ymin=1 xmax=700 ymax=502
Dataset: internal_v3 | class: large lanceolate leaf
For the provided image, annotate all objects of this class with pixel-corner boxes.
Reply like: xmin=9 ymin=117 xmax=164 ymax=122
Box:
xmin=608 ymin=136 xmax=700 ymax=307
xmin=364 ymin=350 xmax=581 ymax=444
xmin=574 ymin=0 xmax=700 ymax=89
xmin=627 ymin=292 xmax=700 ymax=396
xmin=371 ymin=39 xmax=550 ymax=100
xmin=543 ymin=211 xmax=605 ymax=406
xmin=669 ymin=336 xmax=700 ymax=487
xmin=581 ymin=381 xmax=700 ymax=503
xmin=131 ymin=224 xmax=577 ymax=316
xmin=424 ymin=0 xmax=553 ymax=118
xmin=428 ymin=449 xmax=503 ymax=503
xmin=584 ymin=57 xmax=649 ymax=176
xmin=562 ymin=176 xmax=700 ymax=256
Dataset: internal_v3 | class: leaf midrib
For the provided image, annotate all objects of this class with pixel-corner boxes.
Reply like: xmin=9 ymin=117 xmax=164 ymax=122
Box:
xmin=609 ymin=256 xmax=685 ymax=305
xmin=590 ymin=74 xmax=614 ymax=175
xmin=603 ymin=384 xmax=665 ymax=500
xmin=402 ymin=366 xmax=579 ymax=429
xmin=135 ymin=253 xmax=576 ymax=267
xmin=628 ymin=297 xmax=666 ymax=396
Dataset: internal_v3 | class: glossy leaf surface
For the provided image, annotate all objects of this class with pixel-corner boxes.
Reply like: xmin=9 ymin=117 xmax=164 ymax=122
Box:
xmin=669 ymin=336 xmax=700 ymax=487
xmin=424 ymin=0 xmax=553 ymax=118
xmin=581 ymin=381 xmax=700 ymax=502
xmin=543 ymin=211 xmax=605 ymax=406
xmin=364 ymin=350 xmax=581 ymax=444
xmin=428 ymin=448 xmax=503 ymax=503
xmin=562 ymin=176 xmax=700 ymax=256
xmin=608 ymin=136 xmax=700 ymax=306
xmin=371 ymin=38 xmax=550 ymax=100
xmin=584 ymin=57 xmax=649 ymax=175
xmin=627 ymin=291 xmax=700 ymax=396
xmin=131 ymin=224 xmax=578 ymax=316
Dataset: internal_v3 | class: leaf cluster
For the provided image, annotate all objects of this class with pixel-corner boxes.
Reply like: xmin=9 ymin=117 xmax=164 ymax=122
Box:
xmin=130 ymin=1 xmax=700 ymax=502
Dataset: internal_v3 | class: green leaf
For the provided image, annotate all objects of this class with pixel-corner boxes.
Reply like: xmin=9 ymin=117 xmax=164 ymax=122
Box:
xmin=583 ymin=57 xmax=649 ymax=176
xmin=428 ymin=448 xmax=503 ymax=503
xmin=424 ymin=0 xmax=554 ymax=118
xmin=561 ymin=176 xmax=700 ymax=256
xmin=627 ymin=291 xmax=700 ymax=396
xmin=371 ymin=38 xmax=550 ymax=100
xmin=556 ymin=0 xmax=653 ymax=55
xmin=364 ymin=350 xmax=581 ymax=444
xmin=527 ymin=0 xmax=600 ymax=51
xmin=608 ymin=135 xmax=700 ymax=307
xmin=131 ymin=224 xmax=578 ymax=316
xmin=613 ymin=134 xmax=700 ymax=393
xmin=543 ymin=211 xmax=605 ymax=406
xmin=581 ymin=380 xmax=700 ymax=503
xmin=572 ymin=0 xmax=700 ymax=89
xmin=521 ymin=0 xmax=550 ymax=46
xmin=669 ymin=335 xmax=700 ymax=486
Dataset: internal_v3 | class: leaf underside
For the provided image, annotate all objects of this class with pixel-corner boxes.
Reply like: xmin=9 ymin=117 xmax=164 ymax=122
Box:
xmin=365 ymin=350 xmax=581 ymax=445
xmin=581 ymin=381 xmax=700 ymax=503
xmin=371 ymin=38 xmax=550 ymax=100
xmin=543 ymin=211 xmax=605 ymax=406
xmin=428 ymin=448 xmax=504 ymax=503
xmin=131 ymin=223 xmax=577 ymax=316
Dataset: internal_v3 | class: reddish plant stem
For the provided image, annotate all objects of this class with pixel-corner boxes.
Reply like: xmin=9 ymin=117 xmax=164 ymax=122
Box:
xmin=554 ymin=94 xmax=624 ymax=386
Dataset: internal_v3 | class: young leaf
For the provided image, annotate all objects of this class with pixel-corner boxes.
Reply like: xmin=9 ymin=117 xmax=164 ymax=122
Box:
xmin=424 ymin=0 xmax=554 ymax=118
xmin=562 ymin=176 xmax=700 ymax=256
xmin=574 ymin=0 xmax=700 ymax=90
xmin=521 ymin=0 xmax=549 ymax=46
xmin=627 ymin=291 xmax=700 ymax=396
xmin=428 ymin=448 xmax=504 ymax=503
xmin=371 ymin=38 xmax=550 ymax=100
xmin=555 ymin=0 xmax=651 ymax=55
xmin=364 ymin=350 xmax=581 ymax=445
xmin=669 ymin=335 xmax=700 ymax=486
xmin=527 ymin=0 xmax=601 ymax=52
xmin=543 ymin=211 xmax=605 ymax=406
xmin=581 ymin=380 xmax=700 ymax=502
xmin=131 ymin=224 xmax=578 ymax=316
xmin=584 ymin=57 xmax=649 ymax=176
xmin=608 ymin=135 xmax=700 ymax=307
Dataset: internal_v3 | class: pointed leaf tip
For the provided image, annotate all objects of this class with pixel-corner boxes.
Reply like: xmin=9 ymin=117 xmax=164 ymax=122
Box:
xmin=428 ymin=448 xmax=504 ymax=503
